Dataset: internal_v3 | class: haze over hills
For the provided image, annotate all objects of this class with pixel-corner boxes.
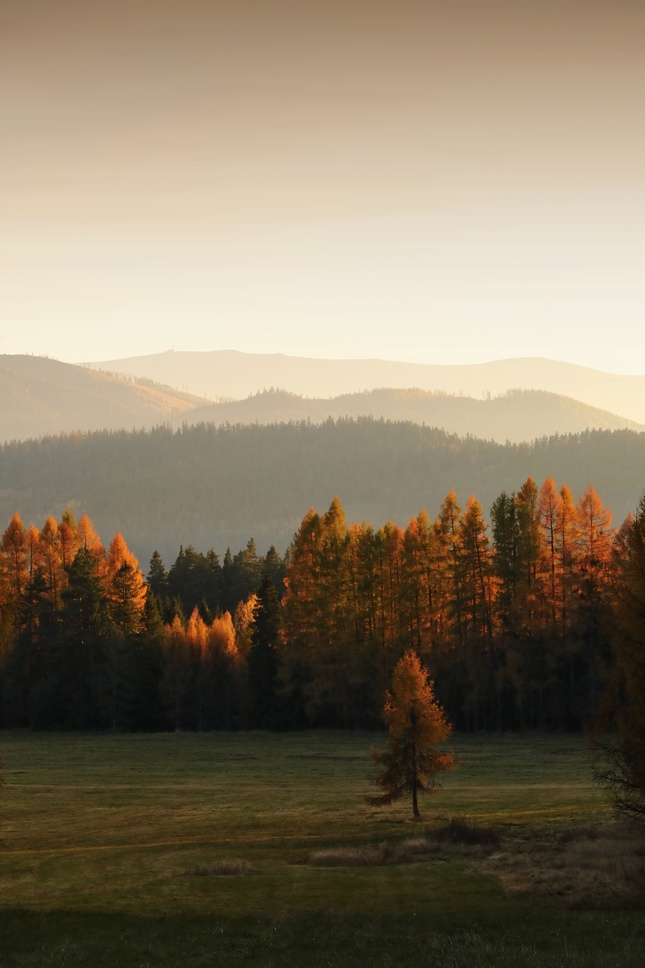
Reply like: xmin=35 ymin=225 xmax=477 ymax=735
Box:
xmin=90 ymin=351 xmax=645 ymax=426
xmin=2 ymin=354 xmax=643 ymax=445
xmin=2 ymin=353 xmax=644 ymax=445
xmin=0 ymin=355 xmax=209 ymax=442
xmin=175 ymin=387 xmax=645 ymax=445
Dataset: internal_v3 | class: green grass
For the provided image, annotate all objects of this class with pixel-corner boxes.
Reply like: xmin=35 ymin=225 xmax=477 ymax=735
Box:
xmin=0 ymin=731 xmax=643 ymax=966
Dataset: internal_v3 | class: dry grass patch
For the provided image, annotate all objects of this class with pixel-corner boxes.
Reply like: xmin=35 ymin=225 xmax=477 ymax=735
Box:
xmin=187 ymin=858 xmax=252 ymax=876
xmin=307 ymin=840 xmax=439 ymax=867
xmin=483 ymin=822 xmax=645 ymax=907
xmin=431 ymin=816 xmax=502 ymax=850
xmin=307 ymin=819 xmax=502 ymax=868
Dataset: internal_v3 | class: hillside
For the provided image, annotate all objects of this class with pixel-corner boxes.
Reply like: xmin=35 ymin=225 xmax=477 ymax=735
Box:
xmin=1 ymin=420 xmax=643 ymax=567
xmin=3 ymin=354 xmax=641 ymax=445
xmin=90 ymin=351 xmax=645 ymax=425
xmin=0 ymin=355 xmax=209 ymax=442
xmin=174 ymin=387 xmax=644 ymax=444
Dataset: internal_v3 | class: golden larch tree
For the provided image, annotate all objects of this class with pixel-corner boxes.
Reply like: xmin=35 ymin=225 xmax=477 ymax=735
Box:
xmin=366 ymin=650 xmax=456 ymax=818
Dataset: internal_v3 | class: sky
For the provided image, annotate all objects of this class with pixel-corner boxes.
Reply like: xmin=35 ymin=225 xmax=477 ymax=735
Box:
xmin=1 ymin=0 xmax=645 ymax=373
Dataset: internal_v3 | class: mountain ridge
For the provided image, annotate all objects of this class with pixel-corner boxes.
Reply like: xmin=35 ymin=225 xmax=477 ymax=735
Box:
xmin=89 ymin=350 xmax=645 ymax=426
xmin=3 ymin=353 xmax=644 ymax=444
xmin=172 ymin=386 xmax=644 ymax=444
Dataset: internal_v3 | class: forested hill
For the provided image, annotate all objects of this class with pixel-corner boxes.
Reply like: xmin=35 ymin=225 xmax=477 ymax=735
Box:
xmin=1 ymin=420 xmax=643 ymax=566
xmin=173 ymin=387 xmax=645 ymax=444
xmin=5 ymin=354 xmax=644 ymax=446
xmin=0 ymin=354 xmax=209 ymax=442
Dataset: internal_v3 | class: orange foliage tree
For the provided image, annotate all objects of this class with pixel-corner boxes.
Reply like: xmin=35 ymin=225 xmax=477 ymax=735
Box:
xmin=366 ymin=650 xmax=457 ymax=818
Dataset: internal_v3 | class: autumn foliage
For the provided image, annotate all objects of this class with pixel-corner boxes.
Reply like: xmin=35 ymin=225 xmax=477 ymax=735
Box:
xmin=367 ymin=651 xmax=456 ymax=817
xmin=0 ymin=475 xmax=634 ymax=740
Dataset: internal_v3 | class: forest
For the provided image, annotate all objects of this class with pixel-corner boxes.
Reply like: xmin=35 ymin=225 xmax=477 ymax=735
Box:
xmin=2 ymin=419 xmax=645 ymax=564
xmin=0 ymin=473 xmax=636 ymax=735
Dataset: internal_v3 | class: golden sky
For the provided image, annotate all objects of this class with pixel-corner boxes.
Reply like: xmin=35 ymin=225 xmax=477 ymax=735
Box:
xmin=2 ymin=0 xmax=644 ymax=370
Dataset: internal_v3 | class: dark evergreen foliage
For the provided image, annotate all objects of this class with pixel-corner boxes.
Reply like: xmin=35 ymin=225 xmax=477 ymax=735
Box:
xmin=247 ymin=574 xmax=281 ymax=728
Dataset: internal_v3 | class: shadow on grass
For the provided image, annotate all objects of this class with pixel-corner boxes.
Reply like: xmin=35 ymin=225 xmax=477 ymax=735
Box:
xmin=2 ymin=908 xmax=645 ymax=968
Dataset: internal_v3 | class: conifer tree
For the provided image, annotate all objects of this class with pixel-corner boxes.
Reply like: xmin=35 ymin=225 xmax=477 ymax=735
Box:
xmin=147 ymin=551 xmax=169 ymax=600
xmin=594 ymin=495 xmax=645 ymax=824
xmin=57 ymin=546 xmax=111 ymax=728
xmin=248 ymin=573 xmax=282 ymax=728
xmin=1 ymin=512 xmax=27 ymax=599
xmin=491 ymin=490 xmax=520 ymax=624
xmin=366 ymin=650 xmax=456 ymax=818
xmin=536 ymin=477 xmax=562 ymax=624
xmin=39 ymin=515 xmax=63 ymax=608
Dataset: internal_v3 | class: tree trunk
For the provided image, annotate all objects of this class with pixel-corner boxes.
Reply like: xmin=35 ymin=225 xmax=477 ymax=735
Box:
xmin=411 ymin=742 xmax=420 ymax=817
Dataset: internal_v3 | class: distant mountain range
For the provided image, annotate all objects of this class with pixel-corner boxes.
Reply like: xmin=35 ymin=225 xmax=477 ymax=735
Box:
xmin=172 ymin=387 xmax=644 ymax=444
xmin=90 ymin=350 xmax=645 ymax=426
xmin=1 ymin=353 xmax=644 ymax=444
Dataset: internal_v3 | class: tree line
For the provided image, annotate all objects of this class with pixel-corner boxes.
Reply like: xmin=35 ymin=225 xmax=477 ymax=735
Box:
xmin=0 ymin=473 xmax=639 ymax=738
xmin=2 ymin=419 xmax=644 ymax=566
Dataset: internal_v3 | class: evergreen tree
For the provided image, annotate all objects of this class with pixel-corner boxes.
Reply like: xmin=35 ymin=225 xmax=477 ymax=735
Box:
xmin=147 ymin=551 xmax=169 ymax=599
xmin=248 ymin=573 xmax=281 ymax=728
xmin=594 ymin=495 xmax=645 ymax=824
xmin=263 ymin=545 xmax=286 ymax=599
xmin=491 ymin=490 xmax=520 ymax=625
xmin=56 ymin=547 xmax=112 ymax=729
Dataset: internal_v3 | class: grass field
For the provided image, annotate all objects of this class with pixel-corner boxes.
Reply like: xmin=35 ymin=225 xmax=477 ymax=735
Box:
xmin=0 ymin=731 xmax=644 ymax=966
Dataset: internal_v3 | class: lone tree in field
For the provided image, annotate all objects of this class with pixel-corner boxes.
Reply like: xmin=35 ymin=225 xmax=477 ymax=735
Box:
xmin=366 ymin=650 xmax=456 ymax=818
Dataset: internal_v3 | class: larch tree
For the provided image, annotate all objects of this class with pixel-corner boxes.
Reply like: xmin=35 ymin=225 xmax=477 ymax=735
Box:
xmin=106 ymin=533 xmax=147 ymax=632
xmin=58 ymin=508 xmax=79 ymax=571
xmin=536 ymin=477 xmax=562 ymax=624
xmin=458 ymin=495 xmax=496 ymax=728
xmin=576 ymin=484 xmax=616 ymax=708
xmin=1 ymin=512 xmax=28 ymax=600
xmin=39 ymin=516 xmax=63 ymax=608
xmin=557 ymin=484 xmax=579 ymax=633
xmin=76 ymin=512 xmax=104 ymax=561
xmin=434 ymin=489 xmax=464 ymax=649
xmin=366 ymin=650 xmax=456 ymax=818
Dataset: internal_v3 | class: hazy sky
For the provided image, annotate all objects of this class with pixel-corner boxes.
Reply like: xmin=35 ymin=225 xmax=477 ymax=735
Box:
xmin=2 ymin=0 xmax=644 ymax=372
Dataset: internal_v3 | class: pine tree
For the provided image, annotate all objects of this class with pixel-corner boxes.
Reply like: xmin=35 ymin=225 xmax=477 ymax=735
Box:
xmin=57 ymin=546 xmax=111 ymax=729
xmin=491 ymin=490 xmax=520 ymax=624
xmin=248 ymin=573 xmax=281 ymax=728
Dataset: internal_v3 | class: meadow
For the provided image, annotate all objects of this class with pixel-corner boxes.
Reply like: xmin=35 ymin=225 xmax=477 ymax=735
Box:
xmin=0 ymin=731 xmax=644 ymax=966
